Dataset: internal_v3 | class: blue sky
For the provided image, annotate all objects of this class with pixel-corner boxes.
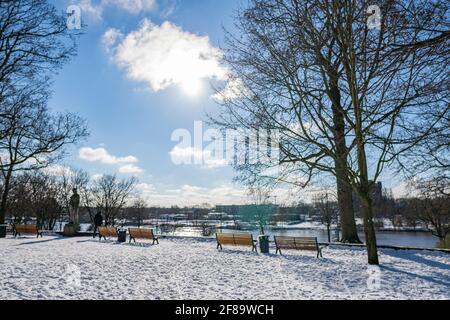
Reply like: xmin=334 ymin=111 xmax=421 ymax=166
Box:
xmin=47 ymin=0 xmax=260 ymax=206
xmin=47 ymin=0 xmax=407 ymax=206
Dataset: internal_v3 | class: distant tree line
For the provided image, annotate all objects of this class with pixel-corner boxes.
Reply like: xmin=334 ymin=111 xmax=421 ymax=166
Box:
xmin=4 ymin=164 xmax=448 ymax=245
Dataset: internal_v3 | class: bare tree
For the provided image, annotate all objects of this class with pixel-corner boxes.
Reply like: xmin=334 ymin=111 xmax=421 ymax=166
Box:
xmin=212 ymin=0 xmax=448 ymax=264
xmin=373 ymin=188 xmax=398 ymax=228
xmin=88 ymin=174 xmax=137 ymax=226
xmin=414 ymin=177 xmax=449 ymax=240
xmin=129 ymin=197 xmax=147 ymax=227
xmin=7 ymin=170 xmax=64 ymax=230
xmin=313 ymin=192 xmax=338 ymax=242
xmin=0 ymin=1 xmax=86 ymax=224
xmin=0 ymin=87 xmax=88 ymax=224
xmin=0 ymin=0 xmax=77 ymax=95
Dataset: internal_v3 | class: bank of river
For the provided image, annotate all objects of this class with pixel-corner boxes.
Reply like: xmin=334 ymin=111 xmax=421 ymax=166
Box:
xmin=162 ymin=226 xmax=449 ymax=249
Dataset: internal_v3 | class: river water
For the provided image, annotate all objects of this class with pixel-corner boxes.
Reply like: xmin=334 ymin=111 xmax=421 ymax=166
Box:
xmin=162 ymin=226 xmax=449 ymax=249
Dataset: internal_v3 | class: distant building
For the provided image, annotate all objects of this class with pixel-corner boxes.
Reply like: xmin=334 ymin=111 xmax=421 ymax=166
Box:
xmin=215 ymin=205 xmax=241 ymax=216
xmin=215 ymin=204 xmax=279 ymax=217
xmin=352 ymin=181 xmax=383 ymax=216
xmin=207 ymin=212 xmax=226 ymax=219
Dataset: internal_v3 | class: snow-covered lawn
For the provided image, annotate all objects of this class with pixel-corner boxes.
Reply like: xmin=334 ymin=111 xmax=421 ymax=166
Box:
xmin=0 ymin=235 xmax=448 ymax=300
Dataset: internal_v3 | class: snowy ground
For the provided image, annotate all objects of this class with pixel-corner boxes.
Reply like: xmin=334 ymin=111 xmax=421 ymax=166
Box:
xmin=0 ymin=235 xmax=449 ymax=300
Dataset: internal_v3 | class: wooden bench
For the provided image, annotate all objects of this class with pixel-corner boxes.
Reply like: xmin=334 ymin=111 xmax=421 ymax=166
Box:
xmin=98 ymin=226 xmax=117 ymax=241
xmin=216 ymin=232 xmax=257 ymax=252
xmin=274 ymin=236 xmax=323 ymax=257
xmin=128 ymin=228 xmax=159 ymax=245
xmin=14 ymin=224 xmax=43 ymax=238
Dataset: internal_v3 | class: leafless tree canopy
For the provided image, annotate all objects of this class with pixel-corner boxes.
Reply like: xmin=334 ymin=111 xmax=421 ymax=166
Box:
xmin=84 ymin=174 xmax=138 ymax=226
xmin=0 ymin=0 xmax=77 ymax=90
xmin=211 ymin=0 xmax=449 ymax=264
xmin=0 ymin=0 xmax=87 ymax=224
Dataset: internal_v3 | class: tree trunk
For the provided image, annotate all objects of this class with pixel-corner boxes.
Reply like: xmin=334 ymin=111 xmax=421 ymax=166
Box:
xmin=360 ymin=194 xmax=379 ymax=265
xmin=327 ymin=226 xmax=331 ymax=242
xmin=336 ymin=170 xmax=361 ymax=243
xmin=0 ymin=168 xmax=13 ymax=224
xmin=329 ymin=78 xmax=361 ymax=243
xmin=354 ymin=116 xmax=379 ymax=264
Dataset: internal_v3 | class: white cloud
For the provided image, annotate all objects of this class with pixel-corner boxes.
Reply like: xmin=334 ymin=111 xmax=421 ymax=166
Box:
xmin=169 ymin=146 xmax=204 ymax=165
xmin=104 ymin=19 xmax=228 ymax=93
xmin=119 ymin=164 xmax=144 ymax=174
xmin=136 ymin=182 xmax=156 ymax=194
xmin=73 ymin=0 xmax=103 ymax=21
xmin=79 ymin=147 xmax=138 ymax=165
xmin=90 ymin=173 xmax=103 ymax=181
xmin=105 ymin=0 xmax=156 ymax=14
xmin=133 ymin=181 xmax=299 ymax=207
xmin=212 ymin=77 xmax=248 ymax=102
xmin=135 ymin=183 xmax=248 ymax=206
xmin=169 ymin=146 xmax=228 ymax=169
xmin=101 ymin=28 xmax=123 ymax=53
xmin=73 ymin=0 xmax=156 ymax=20
xmin=43 ymin=165 xmax=74 ymax=177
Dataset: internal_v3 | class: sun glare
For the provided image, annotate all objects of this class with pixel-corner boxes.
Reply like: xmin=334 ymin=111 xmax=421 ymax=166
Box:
xmin=181 ymin=78 xmax=203 ymax=96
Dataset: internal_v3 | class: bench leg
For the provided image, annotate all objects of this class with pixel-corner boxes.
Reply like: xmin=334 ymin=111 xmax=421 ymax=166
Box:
xmin=252 ymin=244 xmax=257 ymax=252
xmin=317 ymin=248 xmax=323 ymax=258
xmin=275 ymin=247 xmax=282 ymax=255
xmin=153 ymin=238 xmax=159 ymax=245
xmin=217 ymin=243 xmax=222 ymax=250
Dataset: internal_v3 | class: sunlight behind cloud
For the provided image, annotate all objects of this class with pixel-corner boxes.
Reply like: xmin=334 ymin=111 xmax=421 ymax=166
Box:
xmin=103 ymin=19 xmax=227 ymax=96
xmin=181 ymin=78 xmax=203 ymax=96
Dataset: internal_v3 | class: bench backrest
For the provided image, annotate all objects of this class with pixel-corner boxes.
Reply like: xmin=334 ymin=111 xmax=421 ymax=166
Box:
xmin=15 ymin=224 xmax=38 ymax=234
xmin=274 ymin=236 xmax=318 ymax=251
xmin=216 ymin=233 xmax=254 ymax=246
xmin=98 ymin=226 xmax=117 ymax=237
xmin=128 ymin=228 xmax=155 ymax=239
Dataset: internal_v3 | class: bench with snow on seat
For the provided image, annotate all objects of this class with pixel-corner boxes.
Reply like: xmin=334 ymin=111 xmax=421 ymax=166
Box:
xmin=128 ymin=228 xmax=159 ymax=245
xmin=216 ymin=232 xmax=258 ymax=252
xmin=98 ymin=226 xmax=118 ymax=241
xmin=274 ymin=236 xmax=323 ymax=258
xmin=14 ymin=224 xmax=43 ymax=238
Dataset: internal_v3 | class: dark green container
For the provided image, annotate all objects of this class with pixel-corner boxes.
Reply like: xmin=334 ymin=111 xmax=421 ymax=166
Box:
xmin=117 ymin=230 xmax=127 ymax=243
xmin=0 ymin=225 xmax=7 ymax=238
xmin=259 ymin=235 xmax=270 ymax=253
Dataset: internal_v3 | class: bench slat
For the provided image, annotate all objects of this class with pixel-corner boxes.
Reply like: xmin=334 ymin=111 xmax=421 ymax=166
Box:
xmin=274 ymin=236 xmax=322 ymax=257
xmin=216 ymin=233 xmax=256 ymax=251
xmin=98 ymin=226 xmax=117 ymax=238
xmin=129 ymin=228 xmax=155 ymax=240
xmin=14 ymin=225 xmax=43 ymax=238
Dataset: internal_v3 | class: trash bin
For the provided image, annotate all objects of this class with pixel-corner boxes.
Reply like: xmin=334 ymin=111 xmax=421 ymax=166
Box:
xmin=117 ymin=230 xmax=127 ymax=243
xmin=259 ymin=235 xmax=270 ymax=253
xmin=0 ymin=225 xmax=6 ymax=238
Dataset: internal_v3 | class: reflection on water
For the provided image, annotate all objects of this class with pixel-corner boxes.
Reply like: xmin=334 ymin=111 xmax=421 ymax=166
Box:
xmin=155 ymin=225 xmax=449 ymax=249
